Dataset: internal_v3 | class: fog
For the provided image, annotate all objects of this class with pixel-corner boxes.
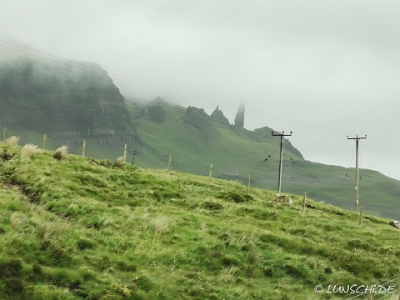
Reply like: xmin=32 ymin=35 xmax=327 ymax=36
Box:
xmin=1 ymin=1 xmax=400 ymax=179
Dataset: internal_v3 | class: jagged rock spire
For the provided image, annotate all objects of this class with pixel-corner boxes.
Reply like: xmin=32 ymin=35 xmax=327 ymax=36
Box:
xmin=234 ymin=102 xmax=245 ymax=127
xmin=211 ymin=105 xmax=229 ymax=126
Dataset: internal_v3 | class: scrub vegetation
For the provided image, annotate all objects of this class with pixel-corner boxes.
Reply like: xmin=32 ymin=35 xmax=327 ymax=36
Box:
xmin=0 ymin=139 xmax=400 ymax=299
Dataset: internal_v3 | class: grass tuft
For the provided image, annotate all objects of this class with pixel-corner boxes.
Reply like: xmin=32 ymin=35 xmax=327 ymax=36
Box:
xmin=8 ymin=212 xmax=25 ymax=227
xmin=34 ymin=218 xmax=69 ymax=240
xmin=115 ymin=156 xmax=125 ymax=167
xmin=77 ymin=238 xmax=95 ymax=250
xmin=21 ymin=144 xmax=42 ymax=159
xmin=247 ymin=248 xmax=264 ymax=264
xmin=220 ymin=265 xmax=239 ymax=282
xmin=53 ymin=146 xmax=68 ymax=160
xmin=153 ymin=216 xmax=173 ymax=234
xmin=5 ymin=136 xmax=20 ymax=147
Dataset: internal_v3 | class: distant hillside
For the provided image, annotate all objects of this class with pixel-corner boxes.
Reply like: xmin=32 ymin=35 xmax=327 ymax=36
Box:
xmin=0 ymin=51 xmax=141 ymax=154
xmin=1 ymin=45 xmax=399 ymax=220
xmin=126 ymin=97 xmax=400 ymax=220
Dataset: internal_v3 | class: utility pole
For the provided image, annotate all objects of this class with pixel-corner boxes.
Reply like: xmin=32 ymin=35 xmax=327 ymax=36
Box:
xmin=347 ymin=135 xmax=367 ymax=211
xmin=272 ymin=131 xmax=292 ymax=194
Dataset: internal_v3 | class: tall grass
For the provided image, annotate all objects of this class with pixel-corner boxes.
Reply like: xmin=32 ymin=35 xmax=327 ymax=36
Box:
xmin=53 ymin=146 xmax=68 ymax=160
xmin=153 ymin=215 xmax=173 ymax=234
xmin=20 ymin=144 xmax=41 ymax=159
xmin=115 ymin=156 xmax=125 ymax=167
xmin=5 ymin=136 xmax=20 ymax=147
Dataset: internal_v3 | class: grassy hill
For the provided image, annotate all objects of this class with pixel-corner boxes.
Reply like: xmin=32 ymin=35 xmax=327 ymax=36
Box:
xmin=125 ymin=98 xmax=400 ymax=220
xmin=1 ymin=138 xmax=400 ymax=299
xmin=2 ymin=51 xmax=398 ymax=221
xmin=3 ymin=95 xmax=399 ymax=221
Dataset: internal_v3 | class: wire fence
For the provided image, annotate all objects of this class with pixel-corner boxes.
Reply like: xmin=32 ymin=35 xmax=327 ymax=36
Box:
xmin=342 ymin=274 xmax=399 ymax=299
xmin=1 ymin=128 xmax=354 ymax=192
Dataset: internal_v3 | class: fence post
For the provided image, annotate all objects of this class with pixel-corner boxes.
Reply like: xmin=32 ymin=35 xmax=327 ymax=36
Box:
xmin=300 ymin=192 xmax=306 ymax=213
xmin=367 ymin=291 xmax=372 ymax=300
xmin=123 ymin=144 xmax=127 ymax=162
xmin=82 ymin=140 xmax=86 ymax=158
xmin=2 ymin=127 xmax=6 ymax=141
xmin=247 ymin=174 xmax=251 ymax=195
xmin=398 ymin=273 xmax=400 ymax=300
xmin=209 ymin=164 xmax=213 ymax=184
xmin=359 ymin=205 xmax=364 ymax=225
xmin=167 ymin=154 xmax=172 ymax=173
xmin=42 ymin=134 xmax=47 ymax=150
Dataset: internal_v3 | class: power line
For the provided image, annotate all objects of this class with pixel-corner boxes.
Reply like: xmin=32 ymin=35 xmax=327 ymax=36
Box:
xmin=264 ymin=148 xmax=278 ymax=161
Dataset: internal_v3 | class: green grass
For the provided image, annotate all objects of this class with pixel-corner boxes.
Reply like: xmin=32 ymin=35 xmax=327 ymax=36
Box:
xmin=1 ymin=140 xmax=400 ymax=299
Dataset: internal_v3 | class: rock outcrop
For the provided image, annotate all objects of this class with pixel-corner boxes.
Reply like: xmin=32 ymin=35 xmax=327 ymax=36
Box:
xmin=211 ymin=106 xmax=230 ymax=126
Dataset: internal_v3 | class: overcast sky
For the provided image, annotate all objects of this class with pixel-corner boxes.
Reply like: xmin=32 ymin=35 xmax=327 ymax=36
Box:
xmin=1 ymin=0 xmax=400 ymax=180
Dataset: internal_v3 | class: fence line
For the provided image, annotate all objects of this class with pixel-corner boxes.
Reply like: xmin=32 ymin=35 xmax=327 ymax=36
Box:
xmin=344 ymin=273 xmax=400 ymax=300
xmin=4 ymin=129 xmax=353 ymax=187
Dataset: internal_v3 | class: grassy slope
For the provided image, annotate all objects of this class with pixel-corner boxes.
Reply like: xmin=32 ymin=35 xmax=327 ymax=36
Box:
xmin=1 ymin=140 xmax=400 ymax=299
xmin=125 ymin=100 xmax=400 ymax=220
xmin=6 ymin=98 xmax=398 ymax=220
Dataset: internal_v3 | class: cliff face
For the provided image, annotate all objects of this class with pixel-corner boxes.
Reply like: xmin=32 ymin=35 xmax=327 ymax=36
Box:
xmin=0 ymin=58 xmax=132 ymax=136
xmin=0 ymin=55 xmax=141 ymax=152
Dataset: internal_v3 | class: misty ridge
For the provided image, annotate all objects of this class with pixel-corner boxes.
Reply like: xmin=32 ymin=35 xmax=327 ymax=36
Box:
xmin=1 ymin=46 xmax=114 ymax=94
xmin=0 ymin=44 xmax=133 ymax=137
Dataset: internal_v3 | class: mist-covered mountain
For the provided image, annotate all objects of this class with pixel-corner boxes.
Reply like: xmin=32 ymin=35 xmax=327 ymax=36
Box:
xmin=0 ymin=49 xmax=140 ymax=152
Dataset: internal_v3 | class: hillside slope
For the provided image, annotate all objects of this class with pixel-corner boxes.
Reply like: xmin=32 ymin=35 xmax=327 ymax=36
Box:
xmin=126 ymin=98 xmax=400 ymax=220
xmin=1 ymin=139 xmax=400 ymax=299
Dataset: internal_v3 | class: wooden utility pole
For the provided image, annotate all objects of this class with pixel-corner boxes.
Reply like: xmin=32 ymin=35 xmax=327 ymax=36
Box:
xmin=359 ymin=205 xmax=364 ymax=225
xmin=272 ymin=131 xmax=292 ymax=194
xmin=347 ymin=135 xmax=367 ymax=211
